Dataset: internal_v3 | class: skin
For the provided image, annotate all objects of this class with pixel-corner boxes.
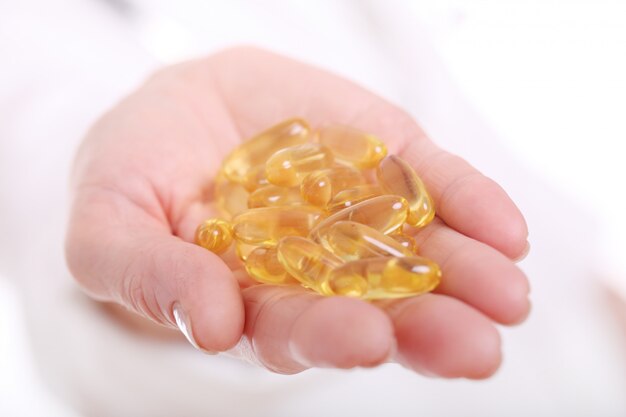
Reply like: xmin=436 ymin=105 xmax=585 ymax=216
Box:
xmin=65 ymin=46 xmax=530 ymax=378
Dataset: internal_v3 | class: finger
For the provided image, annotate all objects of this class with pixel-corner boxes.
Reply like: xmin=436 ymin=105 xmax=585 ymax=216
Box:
xmin=65 ymin=185 xmax=244 ymax=352
xmin=383 ymin=294 xmax=502 ymax=379
xmin=201 ymin=46 xmax=528 ymax=258
xmin=399 ymin=138 xmax=529 ymax=259
xmin=242 ymin=285 xmax=394 ymax=374
xmin=411 ymin=219 xmax=531 ymax=325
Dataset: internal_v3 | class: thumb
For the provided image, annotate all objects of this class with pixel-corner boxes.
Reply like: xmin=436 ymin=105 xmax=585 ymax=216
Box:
xmin=65 ymin=186 xmax=244 ymax=352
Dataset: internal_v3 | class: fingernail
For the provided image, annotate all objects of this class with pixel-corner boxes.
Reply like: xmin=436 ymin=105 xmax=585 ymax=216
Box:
xmin=172 ymin=302 xmax=217 ymax=355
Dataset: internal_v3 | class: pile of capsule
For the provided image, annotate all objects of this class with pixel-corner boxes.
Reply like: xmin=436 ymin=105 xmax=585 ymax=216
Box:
xmin=195 ymin=118 xmax=441 ymax=300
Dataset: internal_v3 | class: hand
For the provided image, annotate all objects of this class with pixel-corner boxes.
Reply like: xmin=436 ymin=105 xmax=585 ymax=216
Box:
xmin=65 ymin=46 xmax=530 ymax=378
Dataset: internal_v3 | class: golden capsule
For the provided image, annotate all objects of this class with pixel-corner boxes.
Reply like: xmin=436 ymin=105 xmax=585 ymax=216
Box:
xmin=276 ymin=236 xmax=343 ymax=294
xmin=377 ymin=155 xmax=435 ymax=228
xmin=328 ymin=256 xmax=441 ymax=299
xmin=215 ymin=174 xmax=249 ymax=220
xmin=265 ymin=143 xmax=335 ymax=187
xmin=221 ymin=118 xmax=310 ymax=185
xmin=391 ymin=231 xmax=418 ymax=254
xmin=245 ymin=246 xmax=297 ymax=285
xmin=233 ymin=206 xmax=324 ymax=246
xmin=248 ymin=185 xmax=304 ymax=208
xmin=235 ymin=241 xmax=257 ymax=261
xmin=322 ymin=221 xmax=413 ymax=261
xmin=316 ymin=125 xmax=387 ymax=168
xmin=194 ymin=219 xmax=233 ymax=254
xmin=310 ymin=195 xmax=409 ymax=244
xmin=300 ymin=166 xmax=366 ymax=207
xmin=327 ymin=184 xmax=382 ymax=212
xmin=242 ymin=165 xmax=270 ymax=192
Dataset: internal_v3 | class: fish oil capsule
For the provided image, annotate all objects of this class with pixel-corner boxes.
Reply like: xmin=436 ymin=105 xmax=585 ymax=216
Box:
xmin=300 ymin=166 xmax=366 ymax=207
xmin=310 ymin=195 xmax=409 ymax=244
xmin=327 ymin=184 xmax=382 ymax=212
xmin=377 ymin=155 xmax=435 ymax=228
xmin=328 ymin=256 xmax=441 ymax=299
xmin=245 ymin=247 xmax=297 ymax=285
xmin=391 ymin=231 xmax=418 ymax=254
xmin=242 ymin=165 xmax=270 ymax=192
xmin=195 ymin=219 xmax=233 ymax=254
xmin=222 ymin=118 xmax=310 ymax=185
xmin=235 ymin=241 xmax=257 ymax=261
xmin=316 ymin=125 xmax=387 ymax=169
xmin=276 ymin=236 xmax=343 ymax=294
xmin=265 ymin=143 xmax=335 ymax=187
xmin=248 ymin=185 xmax=305 ymax=208
xmin=322 ymin=221 xmax=413 ymax=261
xmin=233 ymin=206 xmax=324 ymax=246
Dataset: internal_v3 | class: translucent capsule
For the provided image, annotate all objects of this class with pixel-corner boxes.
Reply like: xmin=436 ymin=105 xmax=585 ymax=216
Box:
xmin=377 ymin=155 xmax=435 ymax=228
xmin=300 ymin=166 xmax=366 ymax=207
xmin=328 ymin=256 xmax=441 ymax=299
xmin=234 ymin=241 xmax=257 ymax=261
xmin=310 ymin=195 xmax=409 ymax=244
xmin=265 ymin=143 xmax=335 ymax=187
xmin=327 ymin=184 xmax=382 ymax=213
xmin=233 ymin=206 xmax=324 ymax=246
xmin=242 ymin=165 xmax=270 ymax=192
xmin=316 ymin=125 xmax=387 ymax=168
xmin=276 ymin=236 xmax=343 ymax=294
xmin=221 ymin=118 xmax=310 ymax=185
xmin=391 ymin=231 xmax=418 ymax=254
xmin=195 ymin=219 xmax=233 ymax=254
xmin=245 ymin=247 xmax=297 ymax=285
xmin=322 ymin=221 xmax=413 ymax=261
xmin=215 ymin=174 xmax=249 ymax=220
xmin=248 ymin=185 xmax=304 ymax=208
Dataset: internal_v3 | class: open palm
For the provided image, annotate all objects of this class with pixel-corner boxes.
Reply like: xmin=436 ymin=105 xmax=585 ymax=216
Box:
xmin=66 ymin=47 xmax=529 ymax=378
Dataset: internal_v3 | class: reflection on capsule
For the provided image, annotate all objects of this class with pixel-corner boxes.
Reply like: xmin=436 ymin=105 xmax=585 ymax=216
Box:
xmin=327 ymin=184 xmax=382 ymax=212
xmin=245 ymin=246 xmax=297 ymax=285
xmin=377 ymin=155 xmax=435 ymax=228
xmin=328 ymin=256 xmax=440 ymax=299
xmin=316 ymin=124 xmax=387 ymax=168
xmin=276 ymin=236 xmax=343 ymax=294
xmin=310 ymin=195 xmax=409 ymax=244
xmin=233 ymin=206 xmax=324 ymax=246
xmin=300 ymin=166 xmax=366 ymax=207
xmin=248 ymin=185 xmax=304 ymax=208
xmin=266 ymin=143 xmax=335 ymax=187
xmin=322 ymin=221 xmax=413 ymax=261
xmin=222 ymin=118 xmax=310 ymax=185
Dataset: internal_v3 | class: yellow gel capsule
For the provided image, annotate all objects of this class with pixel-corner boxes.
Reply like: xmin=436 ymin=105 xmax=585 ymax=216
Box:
xmin=221 ymin=118 xmax=310 ymax=185
xmin=377 ymin=155 xmax=435 ymax=228
xmin=316 ymin=125 xmax=387 ymax=169
xmin=328 ymin=256 xmax=441 ymax=299
xmin=327 ymin=184 xmax=382 ymax=212
xmin=194 ymin=219 xmax=233 ymax=254
xmin=215 ymin=174 xmax=249 ymax=220
xmin=391 ymin=231 xmax=418 ymax=254
xmin=233 ymin=206 xmax=324 ymax=246
xmin=265 ymin=143 xmax=334 ymax=187
xmin=235 ymin=241 xmax=257 ymax=261
xmin=245 ymin=247 xmax=297 ymax=285
xmin=310 ymin=195 xmax=409 ymax=244
xmin=242 ymin=165 xmax=270 ymax=192
xmin=300 ymin=166 xmax=366 ymax=207
xmin=322 ymin=221 xmax=413 ymax=261
xmin=276 ymin=236 xmax=343 ymax=294
xmin=248 ymin=185 xmax=304 ymax=208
